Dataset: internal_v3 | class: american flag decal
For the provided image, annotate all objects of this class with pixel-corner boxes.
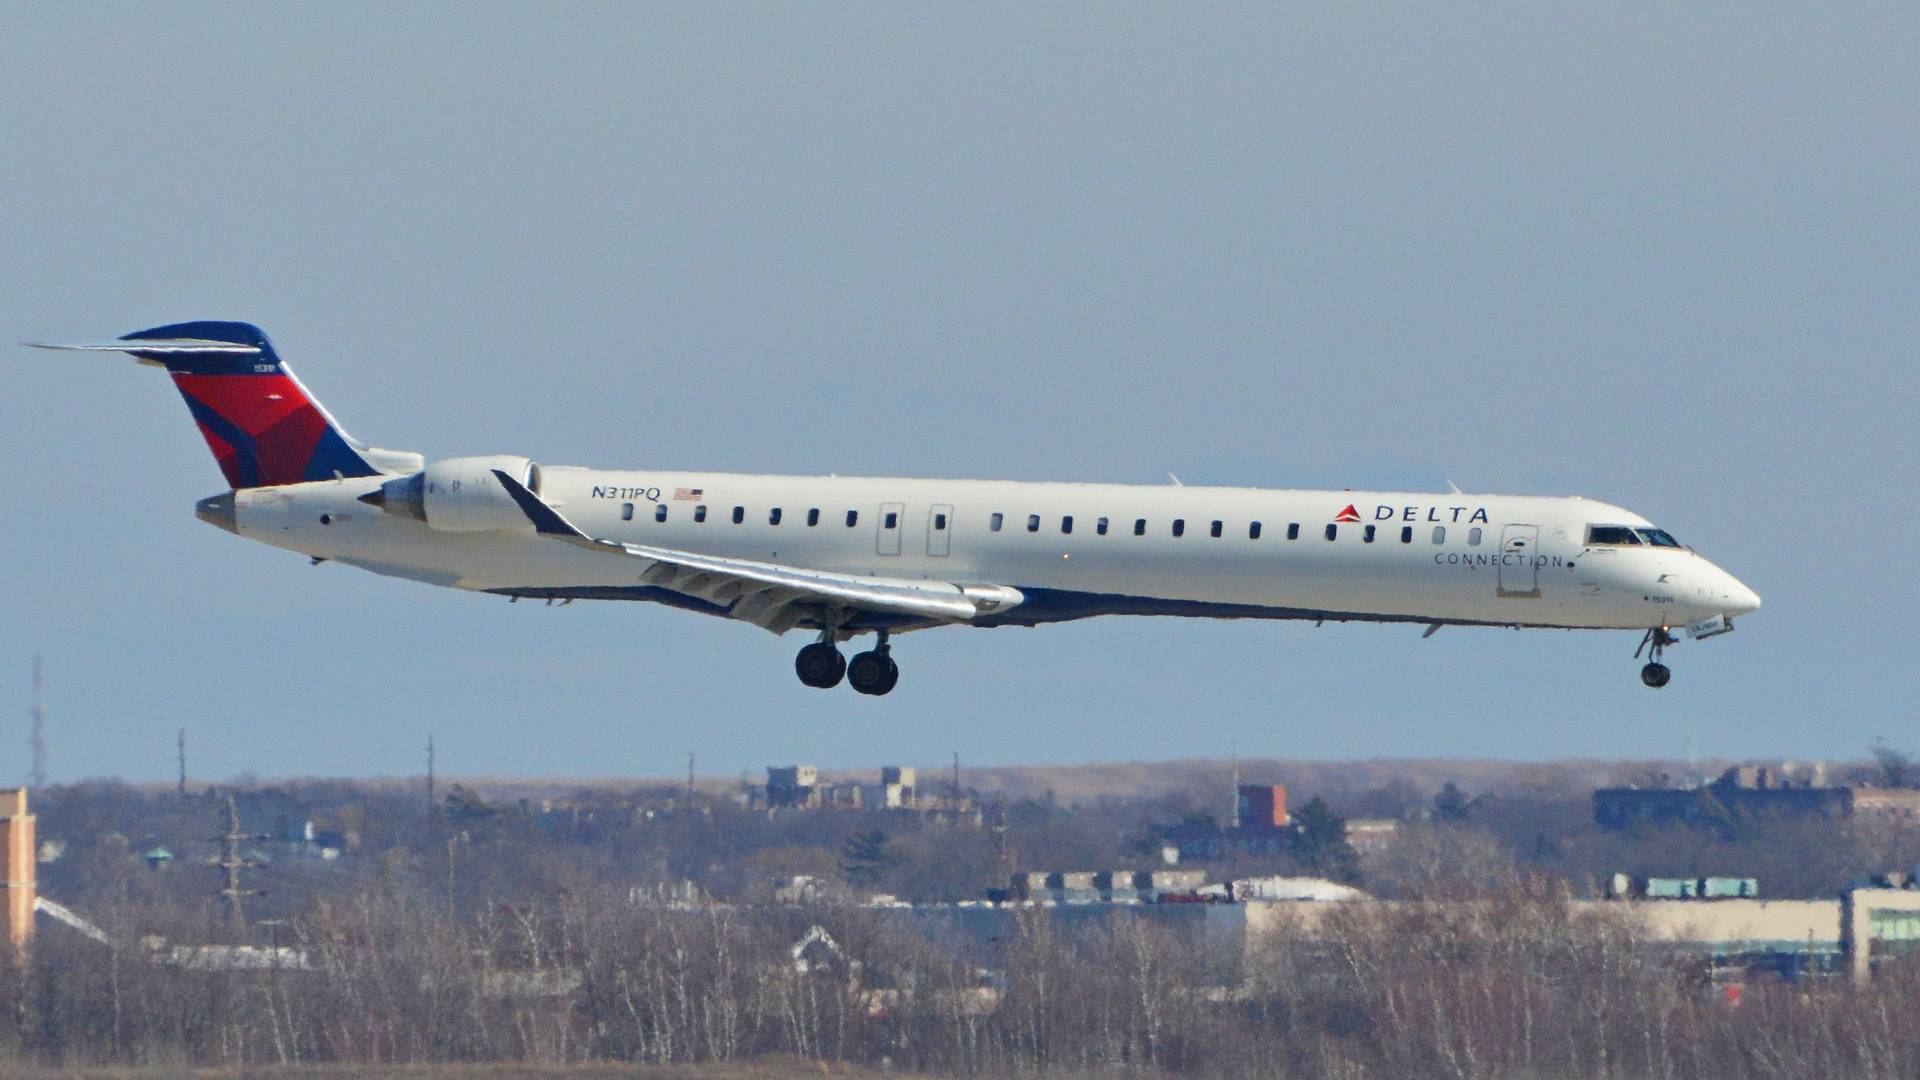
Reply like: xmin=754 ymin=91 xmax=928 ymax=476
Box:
xmin=674 ymin=487 xmax=704 ymax=501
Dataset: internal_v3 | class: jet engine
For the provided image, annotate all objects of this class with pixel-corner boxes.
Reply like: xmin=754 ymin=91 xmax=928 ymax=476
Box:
xmin=360 ymin=455 xmax=543 ymax=533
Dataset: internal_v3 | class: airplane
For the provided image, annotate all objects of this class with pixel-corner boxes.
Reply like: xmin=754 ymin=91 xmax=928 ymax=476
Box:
xmin=31 ymin=321 xmax=1760 ymax=695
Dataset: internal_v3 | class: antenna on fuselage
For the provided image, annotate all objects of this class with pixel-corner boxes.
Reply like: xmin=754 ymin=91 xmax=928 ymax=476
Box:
xmin=1166 ymin=472 xmax=1183 ymax=487
xmin=1445 ymin=478 xmax=1464 ymax=494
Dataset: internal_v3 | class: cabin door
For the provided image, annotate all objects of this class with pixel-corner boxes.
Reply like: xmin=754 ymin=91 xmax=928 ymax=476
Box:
xmin=1497 ymin=524 xmax=1540 ymax=598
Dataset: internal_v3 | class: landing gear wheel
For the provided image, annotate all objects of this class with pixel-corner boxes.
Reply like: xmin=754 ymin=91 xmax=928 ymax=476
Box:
xmin=1633 ymin=627 xmax=1679 ymax=689
xmin=795 ymin=642 xmax=846 ymax=689
xmin=848 ymin=651 xmax=899 ymax=696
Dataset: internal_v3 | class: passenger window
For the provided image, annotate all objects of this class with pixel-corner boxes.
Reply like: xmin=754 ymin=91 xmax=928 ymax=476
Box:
xmin=1210 ymin=520 xmax=1223 ymax=538
xmin=934 ymin=513 xmax=948 ymax=530
xmin=1468 ymin=527 xmax=1483 ymax=546
xmin=1585 ymin=525 xmax=1641 ymax=546
xmin=731 ymin=506 xmax=745 ymax=524
xmin=991 ymin=512 xmax=1004 ymax=532
xmin=1249 ymin=521 xmax=1262 ymax=540
xmin=1325 ymin=524 xmax=1338 ymax=541
xmin=846 ymin=510 xmax=858 ymax=527
xmin=1172 ymin=519 xmax=1186 ymax=537
xmin=884 ymin=511 xmax=898 ymax=529
xmin=621 ymin=503 xmax=635 ymax=521
xmin=1096 ymin=517 xmax=1109 ymax=536
xmin=694 ymin=505 xmax=708 ymax=523
xmin=1134 ymin=518 xmax=1147 ymax=536
xmin=1432 ymin=526 xmax=1445 ymax=544
xmin=1363 ymin=525 xmax=1376 ymax=543
xmin=1061 ymin=516 xmax=1073 ymax=534
xmin=1027 ymin=514 xmax=1040 ymax=533
xmin=769 ymin=508 xmax=782 ymax=526
xmin=1287 ymin=523 xmax=1300 ymax=541
xmin=655 ymin=504 xmax=668 ymax=523
xmin=1400 ymin=526 xmax=1412 ymax=543
xmin=807 ymin=508 xmax=820 ymax=527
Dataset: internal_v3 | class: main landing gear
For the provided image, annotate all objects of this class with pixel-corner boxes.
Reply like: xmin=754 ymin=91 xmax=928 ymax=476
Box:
xmin=795 ymin=637 xmax=846 ymax=689
xmin=795 ymin=627 xmax=899 ymax=696
xmin=1635 ymin=627 xmax=1678 ymax=688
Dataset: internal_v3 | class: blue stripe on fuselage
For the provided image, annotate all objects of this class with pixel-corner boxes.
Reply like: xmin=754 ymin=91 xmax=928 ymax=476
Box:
xmin=484 ymin=584 xmax=1543 ymax=632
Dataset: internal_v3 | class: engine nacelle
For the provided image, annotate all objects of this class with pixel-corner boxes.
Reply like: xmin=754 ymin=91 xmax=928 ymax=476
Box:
xmin=362 ymin=455 xmax=542 ymax=533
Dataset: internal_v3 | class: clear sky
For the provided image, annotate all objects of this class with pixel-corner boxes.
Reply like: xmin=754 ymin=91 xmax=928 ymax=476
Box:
xmin=2 ymin=5 xmax=1914 ymax=785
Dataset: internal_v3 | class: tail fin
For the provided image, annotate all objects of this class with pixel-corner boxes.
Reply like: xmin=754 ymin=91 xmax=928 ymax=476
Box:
xmin=33 ymin=321 xmax=409 ymax=489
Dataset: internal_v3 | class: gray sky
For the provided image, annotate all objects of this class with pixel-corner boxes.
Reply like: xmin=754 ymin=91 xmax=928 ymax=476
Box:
xmin=2 ymin=5 xmax=1914 ymax=784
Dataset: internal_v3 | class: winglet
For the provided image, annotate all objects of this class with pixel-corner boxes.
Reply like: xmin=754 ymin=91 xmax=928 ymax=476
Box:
xmin=491 ymin=469 xmax=598 ymax=542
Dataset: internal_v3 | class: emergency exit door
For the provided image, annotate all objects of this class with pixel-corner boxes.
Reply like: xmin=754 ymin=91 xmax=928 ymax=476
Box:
xmin=927 ymin=504 xmax=953 ymax=556
xmin=876 ymin=502 xmax=904 ymax=556
xmin=1497 ymin=524 xmax=1540 ymax=598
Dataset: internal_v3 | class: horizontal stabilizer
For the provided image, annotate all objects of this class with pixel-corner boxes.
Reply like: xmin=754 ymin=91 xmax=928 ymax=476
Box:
xmin=26 ymin=338 xmax=262 ymax=356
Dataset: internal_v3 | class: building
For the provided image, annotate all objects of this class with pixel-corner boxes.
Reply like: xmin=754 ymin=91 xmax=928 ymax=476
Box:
xmin=1236 ymin=785 xmax=1288 ymax=829
xmin=1343 ymin=818 xmax=1400 ymax=853
xmin=1004 ymin=868 xmax=1209 ymax=904
xmin=767 ymin=765 xmax=822 ymax=808
xmin=1594 ymin=763 xmax=1920 ymax=829
xmin=1171 ymin=785 xmax=1295 ymax=860
xmin=765 ymin=764 xmax=977 ymax=819
xmin=879 ymin=766 xmax=917 ymax=809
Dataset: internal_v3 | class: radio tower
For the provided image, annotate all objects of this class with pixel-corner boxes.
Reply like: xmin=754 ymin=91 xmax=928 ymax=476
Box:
xmin=27 ymin=657 xmax=46 ymax=789
xmin=212 ymin=795 xmax=266 ymax=935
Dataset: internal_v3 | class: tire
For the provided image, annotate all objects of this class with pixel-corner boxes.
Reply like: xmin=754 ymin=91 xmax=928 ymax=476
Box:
xmin=848 ymin=651 xmax=891 ymax=695
xmin=872 ymin=656 xmax=899 ymax=696
xmin=796 ymin=643 xmax=845 ymax=688
xmin=1640 ymin=662 xmax=1671 ymax=689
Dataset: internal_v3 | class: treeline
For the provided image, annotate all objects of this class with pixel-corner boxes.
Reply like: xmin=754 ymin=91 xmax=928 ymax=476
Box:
xmin=40 ymin=767 xmax=1920 ymax=924
xmin=9 ymin=877 xmax=1920 ymax=1077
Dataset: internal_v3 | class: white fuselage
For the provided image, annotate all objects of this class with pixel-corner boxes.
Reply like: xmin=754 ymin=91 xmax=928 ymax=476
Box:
xmin=219 ymin=467 xmax=1761 ymax=635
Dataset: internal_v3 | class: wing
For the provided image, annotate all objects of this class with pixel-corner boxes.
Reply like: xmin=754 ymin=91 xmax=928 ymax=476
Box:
xmin=491 ymin=470 xmax=1023 ymax=633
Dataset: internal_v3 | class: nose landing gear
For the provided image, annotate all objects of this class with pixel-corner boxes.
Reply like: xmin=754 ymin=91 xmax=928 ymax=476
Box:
xmin=1635 ymin=627 xmax=1678 ymax=688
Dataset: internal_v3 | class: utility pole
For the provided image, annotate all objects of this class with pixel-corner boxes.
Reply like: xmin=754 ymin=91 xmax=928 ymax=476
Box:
xmin=686 ymin=752 xmax=695 ymax=806
xmin=1229 ymin=739 xmax=1241 ymax=829
xmin=990 ymin=798 xmax=1011 ymax=883
xmin=27 ymin=657 xmax=46 ymax=789
xmin=212 ymin=795 xmax=265 ymax=937
xmin=426 ymin=733 xmax=436 ymax=827
xmin=951 ymin=751 xmax=962 ymax=804
xmin=177 ymin=729 xmax=188 ymax=800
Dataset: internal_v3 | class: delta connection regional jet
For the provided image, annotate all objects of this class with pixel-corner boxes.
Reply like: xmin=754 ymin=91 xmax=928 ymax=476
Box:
xmin=33 ymin=322 xmax=1760 ymax=695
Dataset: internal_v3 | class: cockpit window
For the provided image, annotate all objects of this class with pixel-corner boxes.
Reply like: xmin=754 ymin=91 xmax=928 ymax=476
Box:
xmin=1636 ymin=528 xmax=1682 ymax=548
xmin=1585 ymin=525 xmax=1642 ymax=546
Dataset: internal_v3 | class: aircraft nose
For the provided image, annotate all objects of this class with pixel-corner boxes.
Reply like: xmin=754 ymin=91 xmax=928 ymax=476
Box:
xmin=1711 ymin=565 xmax=1761 ymax=616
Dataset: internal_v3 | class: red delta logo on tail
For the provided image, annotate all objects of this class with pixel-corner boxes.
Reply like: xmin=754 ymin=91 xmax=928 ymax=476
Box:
xmin=1334 ymin=504 xmax=1362 ymax=523
xmin=118 ymin=322 xmax=382 ymax=489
